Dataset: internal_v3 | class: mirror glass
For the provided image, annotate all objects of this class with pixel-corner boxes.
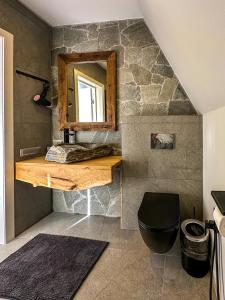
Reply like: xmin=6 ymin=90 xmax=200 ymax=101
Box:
xmin=67 ymin=61 xmax=107 ymax=123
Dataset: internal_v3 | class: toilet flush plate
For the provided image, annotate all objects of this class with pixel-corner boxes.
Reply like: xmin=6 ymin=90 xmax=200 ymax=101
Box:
xmin=151 ymin=133 xmax=176 ymax=149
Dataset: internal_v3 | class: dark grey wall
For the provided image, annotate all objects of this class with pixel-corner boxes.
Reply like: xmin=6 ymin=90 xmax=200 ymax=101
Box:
xmin=0 ymin=0 xmax=52 ymax=235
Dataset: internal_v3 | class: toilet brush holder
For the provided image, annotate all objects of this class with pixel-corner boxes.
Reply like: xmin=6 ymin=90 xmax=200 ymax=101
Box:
xmin=180 ymin=219 xmax=210 ymax=278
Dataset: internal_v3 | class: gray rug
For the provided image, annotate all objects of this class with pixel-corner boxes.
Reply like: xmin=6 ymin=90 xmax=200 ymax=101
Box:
xmin=0 ymin=233 xmax=108 ymax=300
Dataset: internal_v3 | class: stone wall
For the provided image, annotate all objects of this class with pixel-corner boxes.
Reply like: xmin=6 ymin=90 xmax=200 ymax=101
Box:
xmin=51 ymin=18 xmax=196 ymax=216
xmin=0 ymin=0 xmax=52 ymax=235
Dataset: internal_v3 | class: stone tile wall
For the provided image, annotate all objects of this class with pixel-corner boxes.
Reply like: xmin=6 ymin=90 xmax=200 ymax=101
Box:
xmin=121 ymin=115 xmax=202 ymax=229
xmin=51 ymin=19 xmax=197 ymax=217
xmin=53 ymin=168 xmax=121 ymax=216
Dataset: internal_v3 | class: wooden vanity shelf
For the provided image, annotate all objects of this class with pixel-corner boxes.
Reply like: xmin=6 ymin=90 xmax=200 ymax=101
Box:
xmin=16 ymin=156 xmax=122 ymax=191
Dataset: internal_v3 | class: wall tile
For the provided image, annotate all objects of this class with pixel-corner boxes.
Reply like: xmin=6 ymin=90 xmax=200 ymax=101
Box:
xmin=122 ymin=176 xmax=202 ymax=230
xmin=168 ymin=100 xmax=197 ymax=115
xmin=64 ymin=27 xmax=88 ymax=47
xmin=141 ymin=46 xmax=159 ymax=70
xmin=98 ymin=25 xmax=120 ymax=49
xmin=121 ymin=116 xmax=202 ymax=229
xmin=159 ymin=78 xmax=178 ymax=102
xmin=122 ymin=21 xmax=155 ymax=47
xmin=130 ymin=64 xmax=152 ymax=85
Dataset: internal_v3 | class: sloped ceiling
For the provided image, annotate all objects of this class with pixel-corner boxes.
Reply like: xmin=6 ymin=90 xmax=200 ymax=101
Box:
xmin=18 ymin=0 xmax=142 ymax=26
xmin=139 ymin=0 xmax=225 ymax=114
xmin=18 ymin=0 xmax=225 ymax=114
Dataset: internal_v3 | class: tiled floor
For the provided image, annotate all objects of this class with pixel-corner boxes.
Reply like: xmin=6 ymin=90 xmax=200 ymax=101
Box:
xmin=0 ymin=213 xmax=211 ymax=300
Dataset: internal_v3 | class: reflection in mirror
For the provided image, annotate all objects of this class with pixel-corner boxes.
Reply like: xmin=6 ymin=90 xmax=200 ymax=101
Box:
xmin=58 ymin=51 xmax=116 ymax=131
xmin=67 ymin=61 xmax=107 ymax=123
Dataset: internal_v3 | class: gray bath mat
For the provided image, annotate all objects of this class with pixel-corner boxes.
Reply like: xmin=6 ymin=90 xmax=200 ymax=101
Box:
xmin=0 ymin=233 xmax=108 ymax=300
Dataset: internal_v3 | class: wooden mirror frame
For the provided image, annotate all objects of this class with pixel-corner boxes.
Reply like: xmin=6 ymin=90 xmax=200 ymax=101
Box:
xmin=58 ymin=51 xmax=116 ymax=131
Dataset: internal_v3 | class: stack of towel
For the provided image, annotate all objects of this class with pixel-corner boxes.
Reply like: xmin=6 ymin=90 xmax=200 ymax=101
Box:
xmin=45 ymin=143 xmax=113 ymax=164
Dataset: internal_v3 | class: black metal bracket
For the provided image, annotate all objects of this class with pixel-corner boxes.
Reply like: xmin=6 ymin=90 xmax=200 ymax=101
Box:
xmin=205 ymin=220 xmax=216 ymax=231
xmin=16 ymin=69 xmax=49 ymax=84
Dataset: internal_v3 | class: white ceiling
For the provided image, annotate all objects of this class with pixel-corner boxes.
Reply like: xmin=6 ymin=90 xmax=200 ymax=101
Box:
xmin=140 ymin=0 xmax=225 ymax=114
xmin=18 ymin=0 xmax=225 ymax=114
xmin=18 ymin=0 xmax=143 ymax=26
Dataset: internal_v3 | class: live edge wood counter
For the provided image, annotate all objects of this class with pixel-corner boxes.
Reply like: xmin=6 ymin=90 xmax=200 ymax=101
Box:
xmin=16 ymin=156 xmax=122 ymax=191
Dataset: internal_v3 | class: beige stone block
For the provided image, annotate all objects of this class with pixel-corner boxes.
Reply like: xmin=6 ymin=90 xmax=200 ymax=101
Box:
xmin=159 ymin=78 xmax=178 ymax=102
xmin=125 ymin=47 xmax=142 ymax=65
xmin=120 ymin=101 xmax=141 ymax=117
xmin=119 ymin=68 xmax=134 ymax=84
xmin=71 ymin=40 xmax=98 ymax=52
xmin=118 ymin=84 xmax=140 ymax=101
xmin=141 ymin=45 xmax=159 ymax=70
xmin=152 ymin=74 xmax=164 ymax=84
xmin=140 ymin=85 xmax=162 ymax=103
xmin=130 ymin=64 xmax=152 ymax=85
xmin=122 ymin=21 xmax=155 ymax=47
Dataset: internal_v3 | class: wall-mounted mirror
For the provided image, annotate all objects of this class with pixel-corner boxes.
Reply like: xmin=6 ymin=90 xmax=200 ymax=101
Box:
xmin=58 ymin=51 xmax=116 ymax=131
xmin=68 ymin=61 xmax=107 ymax=123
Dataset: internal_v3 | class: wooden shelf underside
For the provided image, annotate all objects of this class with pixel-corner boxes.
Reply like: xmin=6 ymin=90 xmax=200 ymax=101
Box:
xmin=16 ymin=156 xmax=122 ymax=191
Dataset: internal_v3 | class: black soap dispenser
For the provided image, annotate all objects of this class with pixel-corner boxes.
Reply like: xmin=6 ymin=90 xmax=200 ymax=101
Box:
xmin=64 ymin=129 xmax=76 ymax=144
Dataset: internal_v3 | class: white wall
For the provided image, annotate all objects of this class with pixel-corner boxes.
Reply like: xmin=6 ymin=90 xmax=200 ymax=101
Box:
xmin=139 ymin=0 xmax=225 ymax=114
xmin=203 ymin=106 xmax=225 ymax=297
xmin=0 ymin=28 xmax=14 ymax=244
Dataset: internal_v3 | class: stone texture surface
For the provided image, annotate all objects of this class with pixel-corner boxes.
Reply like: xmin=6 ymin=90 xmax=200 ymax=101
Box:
xmin=121 ymin=116 xmax=203 ymax=229
xmin=130 ymin=64 xmax=152 ymax=85
xmin=53 ymin=168 xmax=121 ymax=217
xmin=14 ymin=214 xmax=212 ymax=300
xmin=51 ymin=18 xmax=197 ymax=217
xmin=169 ymin=100 xmax=196 ymax=115
xmin=0 ymin=0 xmax=52 ymax=235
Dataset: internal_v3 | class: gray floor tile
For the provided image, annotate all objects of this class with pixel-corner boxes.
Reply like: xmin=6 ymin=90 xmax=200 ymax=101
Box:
xmin=0 ymin=213 xmax=211 ymax=300
xmin=162 ymin=255 xmax=211 ymax=300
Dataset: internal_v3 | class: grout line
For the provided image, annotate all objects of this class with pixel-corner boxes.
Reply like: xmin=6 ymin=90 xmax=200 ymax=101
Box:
xmin=161 ymin=255 xmax=167 ymax=297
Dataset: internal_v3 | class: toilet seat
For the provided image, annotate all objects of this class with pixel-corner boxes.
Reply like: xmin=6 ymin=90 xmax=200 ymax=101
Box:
xmin=138 ymin=192 xmax=180 ymax=231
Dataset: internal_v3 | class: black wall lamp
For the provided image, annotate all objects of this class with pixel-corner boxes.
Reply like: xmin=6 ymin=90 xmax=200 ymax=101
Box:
xmin=33 ymin=82 xmax=51 ymax=107
xmin=16 ymin=69 xmax=52 ymax=108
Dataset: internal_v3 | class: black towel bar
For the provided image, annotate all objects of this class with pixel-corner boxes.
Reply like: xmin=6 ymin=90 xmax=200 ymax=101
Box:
xmin=16 ymin=69 xmax=49 ymax=84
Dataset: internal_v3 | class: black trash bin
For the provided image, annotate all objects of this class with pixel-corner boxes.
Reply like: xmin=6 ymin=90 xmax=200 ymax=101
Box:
xmin=180 ymin=219 xmax=210 ymax=278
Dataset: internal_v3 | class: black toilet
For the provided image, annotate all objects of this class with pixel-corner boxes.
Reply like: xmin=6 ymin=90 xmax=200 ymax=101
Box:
xmin=138 ymin=192 xmax=180 ymax=253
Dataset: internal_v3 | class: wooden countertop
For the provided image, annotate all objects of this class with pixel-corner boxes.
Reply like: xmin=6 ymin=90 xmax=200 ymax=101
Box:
xmin=16 ymin=156 xmax=122 ymax=191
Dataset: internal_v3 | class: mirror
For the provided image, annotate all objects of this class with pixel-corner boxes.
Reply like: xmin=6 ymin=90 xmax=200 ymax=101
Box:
xmin=67 ymin=61 xmax=107 ymax=123
xmin=58 ymin=51 xmax=116 ymax=131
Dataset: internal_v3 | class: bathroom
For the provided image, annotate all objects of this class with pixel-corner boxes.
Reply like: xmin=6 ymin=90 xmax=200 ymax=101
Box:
xmin=0 ymin=0 xmax=224 ymax=299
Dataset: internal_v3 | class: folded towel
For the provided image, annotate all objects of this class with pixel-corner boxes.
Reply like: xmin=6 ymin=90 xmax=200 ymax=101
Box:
xmin=45 ymin=143 xmax=113 ymax=164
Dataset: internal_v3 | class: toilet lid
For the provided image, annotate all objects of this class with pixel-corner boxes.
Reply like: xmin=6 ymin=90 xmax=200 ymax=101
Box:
xmin=138 ymin=192 xmax=180 ymax=230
